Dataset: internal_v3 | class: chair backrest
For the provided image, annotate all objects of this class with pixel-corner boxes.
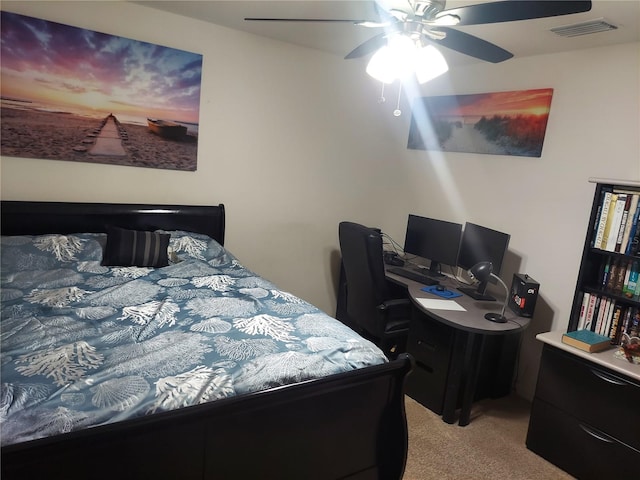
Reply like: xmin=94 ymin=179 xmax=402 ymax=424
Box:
xmin=338 ymin=221 xmax=391 ymax=337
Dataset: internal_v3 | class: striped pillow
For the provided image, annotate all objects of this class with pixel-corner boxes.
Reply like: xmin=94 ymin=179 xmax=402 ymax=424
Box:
xmin=102 ymin=226 xmax=170 ymax=267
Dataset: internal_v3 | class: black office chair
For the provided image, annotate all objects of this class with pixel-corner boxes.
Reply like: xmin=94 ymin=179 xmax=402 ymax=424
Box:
xmin=338 ymin=221 xmax=411 ymax=358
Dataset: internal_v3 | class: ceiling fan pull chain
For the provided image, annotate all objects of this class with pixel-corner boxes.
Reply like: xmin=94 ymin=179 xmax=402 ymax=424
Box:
xmin=378 ymin=82 xmax=386 ymax=104
xmin=393 ymin=83 xmax=402 ymax=117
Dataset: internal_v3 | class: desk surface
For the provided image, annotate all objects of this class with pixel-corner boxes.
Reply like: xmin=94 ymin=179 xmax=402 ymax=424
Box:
xmin=386 ymin=268 xmax=530 ymax=335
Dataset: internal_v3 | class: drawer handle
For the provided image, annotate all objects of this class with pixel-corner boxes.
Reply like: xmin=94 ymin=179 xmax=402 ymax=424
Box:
xmin=416 ymin=340 xmax=436 ymax=351
xmin=590 ymin=369 xmax=627 ymax=386
xmin=579 ymin=424 xmax=615 ymax=444
xmin=415 ymin=360 xmax=434 ymax=374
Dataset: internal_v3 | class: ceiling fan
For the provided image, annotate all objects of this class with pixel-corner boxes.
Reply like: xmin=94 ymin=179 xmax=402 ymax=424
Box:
xmin=245 ymin=1 xmax=593 ymax=64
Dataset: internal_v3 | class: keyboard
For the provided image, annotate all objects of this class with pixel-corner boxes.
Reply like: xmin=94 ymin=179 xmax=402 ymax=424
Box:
xmin=387 ymin=267 xmax=439 ymax=286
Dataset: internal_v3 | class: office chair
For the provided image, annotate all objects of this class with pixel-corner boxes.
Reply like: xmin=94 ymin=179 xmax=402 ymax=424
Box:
xmin=338 ymin=221 xmax=411 ymax=358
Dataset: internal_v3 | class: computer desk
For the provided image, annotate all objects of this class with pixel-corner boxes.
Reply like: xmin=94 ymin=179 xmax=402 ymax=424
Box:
xmin=385 ymin=268 xmax=531 ymax=426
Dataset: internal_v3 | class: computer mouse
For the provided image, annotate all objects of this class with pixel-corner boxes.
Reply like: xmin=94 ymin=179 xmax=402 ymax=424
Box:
xmin=436 ymin=285 xmax=446 ymax=292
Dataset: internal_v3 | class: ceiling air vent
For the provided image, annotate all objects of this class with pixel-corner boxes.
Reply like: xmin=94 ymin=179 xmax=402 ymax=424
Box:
xmin=550 ymin=18 xmax=618 ymax=37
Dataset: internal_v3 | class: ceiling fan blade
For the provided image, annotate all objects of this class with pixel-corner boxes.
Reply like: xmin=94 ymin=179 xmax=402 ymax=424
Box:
xmin=437 ymin=1 xmax=592 ymax=26
xmin=245 ymin=2 xmax=397 ymax=27
xmin=344 ymin=32 xmax=388 ymax=59
xmin=244 ymin=18 xmax=366 ymax=24
xmin=432 ymin=27 xmax=513 ymax=63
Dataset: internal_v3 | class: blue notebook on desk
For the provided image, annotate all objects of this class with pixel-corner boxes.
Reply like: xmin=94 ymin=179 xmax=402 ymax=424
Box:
xmin=422 ymin=285 xmax=462 ymax=299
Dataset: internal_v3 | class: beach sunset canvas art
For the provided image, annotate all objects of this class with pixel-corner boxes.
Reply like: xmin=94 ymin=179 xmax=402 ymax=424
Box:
xmin=407 ymin=89 xmax=554 ymax=157
xmin=1 ymin=12 xmax=202 ymax=171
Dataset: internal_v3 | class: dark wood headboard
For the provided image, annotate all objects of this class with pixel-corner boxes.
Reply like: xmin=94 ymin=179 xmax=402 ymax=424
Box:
xmin=0 ymin=201 xmax=226 ymax=246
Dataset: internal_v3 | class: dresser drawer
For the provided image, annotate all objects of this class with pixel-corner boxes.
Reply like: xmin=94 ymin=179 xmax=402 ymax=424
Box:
xmin=527 ymin=399 xmax=640 ymax=480
xmin=406 ymin=311 xmax=453 ymax=371
xmin=535 ymin=344 xmax=640 ymax=450
xmin=405 ymin=361 xmax=446 ymax=414
xmin=405 ymin=312 xmax=454 ymax=414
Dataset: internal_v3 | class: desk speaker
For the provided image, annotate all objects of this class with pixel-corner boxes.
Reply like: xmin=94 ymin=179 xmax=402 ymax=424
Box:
xmin=508 ymin=273 xmax=539 ymax=317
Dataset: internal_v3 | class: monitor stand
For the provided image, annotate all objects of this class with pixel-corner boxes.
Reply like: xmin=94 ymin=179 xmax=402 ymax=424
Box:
xmin=419 ymin=261 xmax=444 ymax=278
xmin=458 ymin=282 xmax=496 ymax=301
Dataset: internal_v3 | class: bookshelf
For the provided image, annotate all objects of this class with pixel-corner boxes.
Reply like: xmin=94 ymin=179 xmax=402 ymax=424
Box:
xmin=568 ymin=178 xmax=640 ymax=341
xmin=526 ymin=179 xmax=640 ymax=479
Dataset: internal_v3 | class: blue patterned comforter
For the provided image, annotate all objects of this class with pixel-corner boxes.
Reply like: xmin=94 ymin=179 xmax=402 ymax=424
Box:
xmin=0 ymin=231 xmax=387 ymax=446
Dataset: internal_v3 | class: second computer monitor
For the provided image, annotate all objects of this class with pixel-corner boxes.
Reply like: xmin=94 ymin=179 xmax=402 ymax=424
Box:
xmin=404 ymin=214 xmax=462 ymax=277
xmin=457 ymin=222 xmax=510 ymax=275
xmin=457 ymin=222 xmax=511 ymax=300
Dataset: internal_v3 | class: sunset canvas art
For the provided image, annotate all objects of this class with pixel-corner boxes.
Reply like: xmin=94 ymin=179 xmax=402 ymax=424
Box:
xmin=407 ymin=89 xmax=554 ymax=157
xmin=1 ymin=12 xmax=202 ymax=171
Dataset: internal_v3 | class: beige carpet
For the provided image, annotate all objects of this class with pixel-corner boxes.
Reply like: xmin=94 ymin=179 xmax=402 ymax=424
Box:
xmin=402 ymin=395 xmax=575 ymax=480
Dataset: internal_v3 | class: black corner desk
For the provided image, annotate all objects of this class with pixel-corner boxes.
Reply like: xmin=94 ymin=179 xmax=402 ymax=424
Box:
xmin=385 ymin=268 xmax=531 ymax=426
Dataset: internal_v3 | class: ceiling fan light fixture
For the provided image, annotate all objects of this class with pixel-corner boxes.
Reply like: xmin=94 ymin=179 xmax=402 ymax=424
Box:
xmin=366 ymin=34 xmax=417 ymax=83
xmin=415 ymin=44 xmax=449 ymax=84
xmin=366 ymin=34 xmax=448 ymax=85
xmin=388 ymin=34 xmax=420 ymax=78
xmin=366 ymin=45 xmax=397 ymax=83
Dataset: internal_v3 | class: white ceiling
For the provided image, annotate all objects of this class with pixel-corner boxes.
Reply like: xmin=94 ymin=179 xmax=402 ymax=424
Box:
xmin=133 ymin=1 xmax=640 ymax=66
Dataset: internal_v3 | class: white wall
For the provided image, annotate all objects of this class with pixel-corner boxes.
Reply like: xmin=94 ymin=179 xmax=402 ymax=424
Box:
xmin=2 ymin=1 xmax=639 ymax=401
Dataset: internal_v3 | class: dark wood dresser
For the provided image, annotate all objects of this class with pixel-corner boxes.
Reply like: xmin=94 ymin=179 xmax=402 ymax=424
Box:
xmin=526 ymin=331 xmax=640 ymax=480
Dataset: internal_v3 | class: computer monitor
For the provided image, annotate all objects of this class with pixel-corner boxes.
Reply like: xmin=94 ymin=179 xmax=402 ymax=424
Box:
xmin=403 ymin=214 xmax=462 ymax=278
xmin=457 ymin=222 xmax=511 ymax=300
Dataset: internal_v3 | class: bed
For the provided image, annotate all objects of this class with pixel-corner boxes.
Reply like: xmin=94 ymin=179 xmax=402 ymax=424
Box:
xmin=0 ymin=200 xmax=412 ymax=480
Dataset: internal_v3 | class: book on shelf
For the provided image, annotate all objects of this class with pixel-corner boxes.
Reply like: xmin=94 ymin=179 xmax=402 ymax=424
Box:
xmin=609 ymin=305 xmax=640 ymax=344
xmin=623 ymin=260 xmax=639 ymax=298
xmin=608 ymin=304 xmax=624 ymax=344
xmin=614 ymin=194 xmax=633 ymax=252
xmin=577 ymin=292 xmax=590 ymax=331
xmin=599 ymin=258 xmax=612 ymax=290
xmin=605 ymin=193 xmax=627 ymax=251
xmin=584 ymin=293 xmax=598 ymax=331
xmin=562 ymin=329 xmax=613 ymax=353
xmin=619 ymin=194 xmax=639 ymax=252
xmin=602 ymin=298 xmax=615 ymax=337
xmin=609 ymin=304 xmax=623 ymax=342
xmin=592 ymin=188 xmax=611 ymax=248
xmin=600 ymin=193 xmax=619 ymax=250
xmin=594 ymin=296 xmax=608 ymax=335
xmin=628 ymin=308 xmax=640 ymax=337
xmin=623 ymin=261 xmax=631 ymax=292
xmin=620 ymin=307 xmax=633 ymax=338
xmin=625 ymin=199 xmax=640 ymax=255
xmin=605 ymin=258 xmax=620 ymax=293
xmin=591 ymin=295 xmax=602 ymax=332
xmin=596 ymin=298 xmax=616 ymax=336
xmin=612 ymin=258 xmax=629 ymax=295
xmin=628 ymin=208 xmax=640 ymax=256
xmin=630 ymin=236 xmax=640 ymax=257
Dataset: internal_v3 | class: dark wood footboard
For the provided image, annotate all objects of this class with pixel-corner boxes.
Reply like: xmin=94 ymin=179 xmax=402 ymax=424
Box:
xmin=2 ymin=354 xmax=413 ymax=480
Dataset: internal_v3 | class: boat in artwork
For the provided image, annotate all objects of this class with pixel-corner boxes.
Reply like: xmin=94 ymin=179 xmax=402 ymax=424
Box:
xmin=147 ymin=118 xmax=188 ymax=140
